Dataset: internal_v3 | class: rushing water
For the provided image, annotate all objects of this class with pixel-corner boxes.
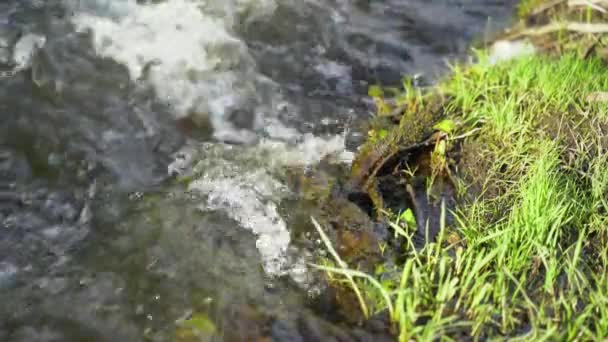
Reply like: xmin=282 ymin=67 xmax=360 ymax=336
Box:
xmin=0 ymin=0 xmax=516 ymax=340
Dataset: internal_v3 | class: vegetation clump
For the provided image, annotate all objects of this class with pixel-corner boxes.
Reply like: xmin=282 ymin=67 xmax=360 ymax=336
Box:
xmin=313 ymin=2 xmax=608 ymax=340
xmin=349 ymin=83 xmax=446 ymax=214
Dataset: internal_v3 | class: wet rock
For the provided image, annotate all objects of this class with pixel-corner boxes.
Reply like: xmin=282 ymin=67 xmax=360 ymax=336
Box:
xmin=336 ymin=229 xmax=379 ymax=263
xmin=286 ymin=166 xmax=335 ymax=203
xmin=325 ymin=197 xmax=375 ymax=233
xmin=0 ymin=184 xmax=90 ymax=289
xmin=288 ymin=165 xmax=381 ymax=269
xmin=348 ymin=98 xmax=446 ymax=215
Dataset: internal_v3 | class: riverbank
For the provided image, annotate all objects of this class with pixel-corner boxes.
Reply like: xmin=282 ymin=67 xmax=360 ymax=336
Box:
xmin=313 ymin=2 xmax=608 ymax=340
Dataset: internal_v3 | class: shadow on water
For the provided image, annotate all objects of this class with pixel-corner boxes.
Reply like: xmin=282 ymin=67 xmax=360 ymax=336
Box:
xmin=1 ymin=0 xmax=516 ymax=340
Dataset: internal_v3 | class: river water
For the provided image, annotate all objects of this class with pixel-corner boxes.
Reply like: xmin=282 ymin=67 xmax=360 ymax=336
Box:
xmin=0 ymin=1 xmax=516 ymax=340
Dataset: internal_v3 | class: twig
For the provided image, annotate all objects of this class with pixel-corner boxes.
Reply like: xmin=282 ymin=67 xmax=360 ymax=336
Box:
xmin=397 ymin=136 xmax=441 ymax=154
xmin=385 ymin=104 xmax=408 ymax=119
xmin=582 ymin=39 xmax=600 ymax=59
xmin=396 ymin=127 xmax=481 ymax=156
xmin=568 ymin=0 xmax=608 ymax=13
xmin=516 ymin=22 xmax=608 ymax=37
xmin=531 ymin=0 xmax=567 ymax=15
xmin=449 ymin=128 xmax=482 ymax=142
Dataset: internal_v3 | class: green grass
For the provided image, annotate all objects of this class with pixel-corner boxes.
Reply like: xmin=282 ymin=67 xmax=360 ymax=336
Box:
xmin=315 ymin=52 xmax=608 ymax=340
xmin=517 ymin=0 xmax=545 ymax=18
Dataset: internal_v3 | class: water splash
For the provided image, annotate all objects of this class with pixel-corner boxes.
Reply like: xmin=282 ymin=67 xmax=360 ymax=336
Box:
xmin=172 ymin=132 xmax=352 ymax=277
xmin=72 ymin=0 xmax=277 ymax=140
xmin=488 ymin=40 xmax=536 ymax=65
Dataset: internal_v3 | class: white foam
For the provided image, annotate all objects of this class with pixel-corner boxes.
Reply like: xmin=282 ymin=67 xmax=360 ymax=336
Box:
xmin=75 ymin=0 xmax=351 ymax=278
xmin=190 ymin=172 xmax=290 ymax=276
xmin=182 ymin=133 xmax=351 ymax=277
xmin=12 ymin=33 xmax=46 ymax=72
xmin=488 ymin=40 xmax=536 ymax=65
xmin=73 ymin=0 xmax=276 ymax=138
xmin=259 ymin=132 xmax=354 ymax=167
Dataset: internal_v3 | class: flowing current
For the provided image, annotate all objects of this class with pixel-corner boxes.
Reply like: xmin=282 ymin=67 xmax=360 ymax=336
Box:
xmin=0 ymin=0 xmax=516 ymax=340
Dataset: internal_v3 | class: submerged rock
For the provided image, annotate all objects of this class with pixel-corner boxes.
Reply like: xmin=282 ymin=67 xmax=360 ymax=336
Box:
xmin=287 ymin=164 xmax=382 ymax=270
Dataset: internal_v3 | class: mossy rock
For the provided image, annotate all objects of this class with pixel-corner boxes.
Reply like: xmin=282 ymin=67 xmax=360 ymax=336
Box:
xmin=349 ymin=95 xmax=446 ymax=213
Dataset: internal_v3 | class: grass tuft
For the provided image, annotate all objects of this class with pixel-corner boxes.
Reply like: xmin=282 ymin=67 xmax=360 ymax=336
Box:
xmin=315 ymin=49 xmax=608 ymax=340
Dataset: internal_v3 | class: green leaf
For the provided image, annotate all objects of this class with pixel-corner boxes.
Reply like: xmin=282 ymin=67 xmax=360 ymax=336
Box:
xmin=433 ymin=119 xmax=457 ymax=134
xmin=368 ymin=85 xmax=384 ymax=98
xmin=402 ymin=78 xmax=413 ymax=91
xmin=385 ymin=87 xmax=401 ymax=96
xmin=377 ymin=129 xmax=388 ymax=139
xmin=375 ymin=264 xmax=386 ymax=275
xmin=180 ymin=313 xmax=216 ymax=334
xmin=434 ymin=139 xmax=447 ymax=156
xmin=399 ymin=208 xmax=416 ymax=226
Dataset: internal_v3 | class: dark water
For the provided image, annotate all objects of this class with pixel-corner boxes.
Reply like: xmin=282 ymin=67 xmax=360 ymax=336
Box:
xmin=0 ymin=1 xmax=516 ymax=340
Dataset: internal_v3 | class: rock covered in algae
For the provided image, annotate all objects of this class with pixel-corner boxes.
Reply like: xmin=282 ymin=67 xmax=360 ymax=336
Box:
xmin=286 ymin=165 xmax=382 ymax=269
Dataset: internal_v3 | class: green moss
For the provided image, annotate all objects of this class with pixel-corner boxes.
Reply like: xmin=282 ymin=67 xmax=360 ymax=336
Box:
xmin=349 ymin=91 xmax=444 ymax=215
xmin=516 ymin=0 xmax=544 ymax=18
xmin=175 ymin=313 xmax=217 ymax=341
